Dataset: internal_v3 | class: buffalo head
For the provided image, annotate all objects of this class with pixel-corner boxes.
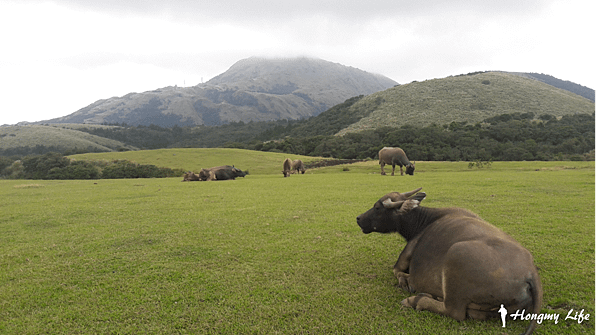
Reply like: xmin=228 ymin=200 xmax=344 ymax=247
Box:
xmin=356 ymin=187 xmax=425 ymax=234
xmin=406 ymin=163 xmax=415 ymax=175
xmin=231 ymin=166 xmax=247 ymax=178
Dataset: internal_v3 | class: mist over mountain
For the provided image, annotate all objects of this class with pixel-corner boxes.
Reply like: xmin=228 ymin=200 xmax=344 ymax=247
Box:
xmin=40 ymin=57 xmax=398 ymax=127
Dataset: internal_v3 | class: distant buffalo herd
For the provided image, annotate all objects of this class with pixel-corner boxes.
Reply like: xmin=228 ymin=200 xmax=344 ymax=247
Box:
xmin=183 ymin=147 xmax=416 ymax=181
xmin=182 ymin=165 xmax=247 ymax=181
xmin=282 ymin=158 xmax=306 ymax=177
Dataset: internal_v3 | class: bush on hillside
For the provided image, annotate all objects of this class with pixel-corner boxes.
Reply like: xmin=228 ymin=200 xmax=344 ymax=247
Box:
xmin=47 ymin=161 xmax=101 ymax=180
xmin=5 ymin=153 xmax=183 ymax=180
xmin=101 ymin=160 xmax=181 ymax=179
xmin=22 ymin=152 xmax=71 ymax=179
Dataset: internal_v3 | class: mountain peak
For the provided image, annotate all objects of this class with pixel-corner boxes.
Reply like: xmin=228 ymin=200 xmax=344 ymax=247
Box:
xmin=41 ymin=57 xmax=398 ymax=127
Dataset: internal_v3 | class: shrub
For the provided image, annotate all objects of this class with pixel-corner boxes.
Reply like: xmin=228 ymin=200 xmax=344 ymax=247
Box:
xmin=47 ymin=161 xmax=101 ymax=180
xmin=100 ymin=160 xmax=180 ymax=179
xmin=468 ymin=160 xmax=493 ymax=169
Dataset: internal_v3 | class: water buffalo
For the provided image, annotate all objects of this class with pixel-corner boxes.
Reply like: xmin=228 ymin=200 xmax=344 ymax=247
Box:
xmin=182 ymin=171 xmax=200 ymax=182
xmin=356 ymin=188 xmax=542 ymax=335
xmin=282 ymin=158 xmax=292 ymax=177
xmin=198 ymin=168 xmax=217 ymax=181
xmin=378 ymin=147 xmax=414 ymax=176
xmin=202 ymin=165 xmax=246 ymax=181
xmin=291 ymin=159 xmax=306 ymax=174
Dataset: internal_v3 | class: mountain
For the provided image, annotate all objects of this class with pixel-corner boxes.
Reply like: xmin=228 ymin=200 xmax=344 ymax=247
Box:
xmin=40 ymin=57 xmax=398 ymax=127
xmin=335 ymin=71 xmax=595 ymax=135
xmin=4 ymin=71 xmax=593 ymax=158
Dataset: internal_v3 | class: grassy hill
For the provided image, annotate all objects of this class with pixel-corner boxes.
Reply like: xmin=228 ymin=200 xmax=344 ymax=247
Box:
xmin=70 ymin=148 xmax=597 ymax=178
xmin=0 ymin=124 xmax=137 ymax=154
xmin=337 ymin=72 xmax=595 ymax=135
xmin=69 ymin=148 xmax=326 ymax=176
xmin=70 ymin=148 xmax=594 ymax=175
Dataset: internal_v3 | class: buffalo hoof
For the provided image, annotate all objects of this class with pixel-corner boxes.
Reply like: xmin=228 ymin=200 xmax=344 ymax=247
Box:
xmin=401 ymin=298 xmax=412 ymax=308
xmin=402 ymin=294 xmax=429 ymax=310
xmin=397 ymin=277 xmax=411 ymax=292
xmin=381 ymin=172 xmax=386 ymax=175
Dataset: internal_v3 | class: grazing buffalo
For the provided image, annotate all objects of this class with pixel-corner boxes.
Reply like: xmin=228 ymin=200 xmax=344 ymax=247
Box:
xmin=378 ymin=147 xmax=414 ymax=176
xmin=182 ymin=171 xmax=200 ymax=182
xmin=202 ymin=165 xmax=247 ymax=181
xmin=282 ymin=158 xmax=292 ymax=177
xmin=356 ymin=188 xmax=542 ymax=335
xmin=291 ymin=159 xmax=306 ymax=174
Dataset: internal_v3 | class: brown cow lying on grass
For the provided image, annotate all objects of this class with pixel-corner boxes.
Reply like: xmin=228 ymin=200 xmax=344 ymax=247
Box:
xmin=182 ymin=165 xmax=246 ymax=181
xmin=356 ymin=188 xmax=542 ymax=335
xmin=182 ymin=171 xmax=200 ymax=181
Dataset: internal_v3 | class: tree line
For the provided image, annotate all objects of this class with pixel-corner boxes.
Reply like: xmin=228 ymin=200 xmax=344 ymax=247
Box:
xmin=69 ymin=111 xmax=593 ymax=162
xmin=231 ymin=112 xmax=595 ymax=161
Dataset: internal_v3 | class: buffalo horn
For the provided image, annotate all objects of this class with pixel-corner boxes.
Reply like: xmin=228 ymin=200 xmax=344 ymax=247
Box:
xmin=382 ymin=198 xmax=403 ymax=209
xmin=401 ymin=187 xmax=423 ymax=198
xmin=383 ymin=188 xmax=423 ymax=209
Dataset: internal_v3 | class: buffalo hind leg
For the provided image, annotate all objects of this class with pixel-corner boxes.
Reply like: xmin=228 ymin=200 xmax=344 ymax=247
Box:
xmin=391 ymin=164 xmax=396 ymax=176
xmin=402 ymin=294 xmax=469 ymax=321
xmin=466 ymin=308 xmax=494 ymax=320
xmin=380 ymin=163 xmax=386 ymax=175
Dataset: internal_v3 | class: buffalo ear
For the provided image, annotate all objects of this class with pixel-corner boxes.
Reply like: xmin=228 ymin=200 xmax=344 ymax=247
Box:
xmin=411 ymin=192 xmax=426 ymax=202
xmin=397 ymin=193 xmax=425 ymax=214
xmin=398 ymin=199 xmax=421 ymax=215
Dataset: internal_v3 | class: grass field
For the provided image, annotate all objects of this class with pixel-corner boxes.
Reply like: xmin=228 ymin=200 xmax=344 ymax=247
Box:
xmin=0 ymin=150 xmax=595 ymax=334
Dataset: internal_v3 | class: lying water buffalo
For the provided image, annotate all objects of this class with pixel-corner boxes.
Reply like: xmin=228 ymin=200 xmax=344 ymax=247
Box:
xmin=282 ymin=158 xmax=292 ymax=177
xmin=182 ymin=171 xmax=200 ymax=182
xmin=291 ymin=159 xmax=306 ymax=174
xmin=356 ymin=188 xmax=542 ymax=335
xmin=378 ymin=147 xmax=414 ymax=176
xmin=202 ymin=165 xmax=247 ymax=180
xmin=198 ymin=168 xmax=216 ymax=181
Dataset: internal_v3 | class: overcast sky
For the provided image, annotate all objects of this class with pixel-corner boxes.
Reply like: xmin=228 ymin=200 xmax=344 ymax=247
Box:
xmin=0 ymin=0 xmax=596 ymax=125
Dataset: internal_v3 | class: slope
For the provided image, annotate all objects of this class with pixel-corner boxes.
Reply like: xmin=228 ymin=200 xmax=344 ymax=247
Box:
xmin=337 ymin=72 xmax=595 ymax=135
xmin=0 ymin=124 xmax=137 ymax=155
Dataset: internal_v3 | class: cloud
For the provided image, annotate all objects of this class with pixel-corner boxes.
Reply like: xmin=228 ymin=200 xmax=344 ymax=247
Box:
xmin=0 ymin=0 xmax=595 ymax=125
xmin=44 ymin=0 xmax=551 ymax=22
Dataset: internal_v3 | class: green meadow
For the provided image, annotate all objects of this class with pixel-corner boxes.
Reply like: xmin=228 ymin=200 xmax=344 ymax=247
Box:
xmin=0 ymin=149 xmax=594 ymax=334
